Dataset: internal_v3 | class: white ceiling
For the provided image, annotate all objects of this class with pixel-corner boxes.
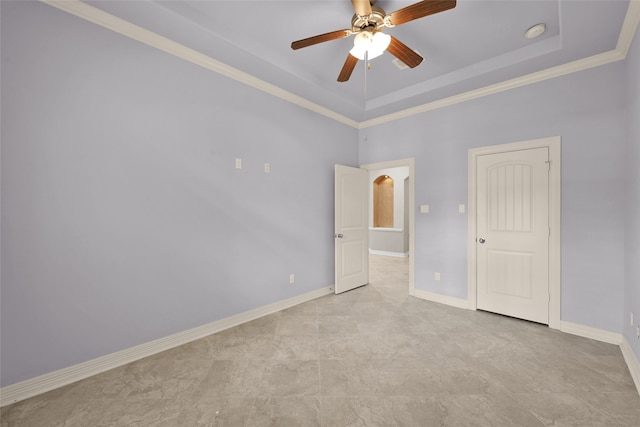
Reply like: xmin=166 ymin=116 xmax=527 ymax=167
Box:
xmin=85 ymin=0 xmax=632 ymax=122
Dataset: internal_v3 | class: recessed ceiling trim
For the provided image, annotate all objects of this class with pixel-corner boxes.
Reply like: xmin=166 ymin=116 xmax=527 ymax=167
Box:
xmin=367 ymin=34 xmax=562 ymax=111
xmin=359 ymin=49 xmax=625 ymax=129
xmin=40 ymin=0 xmax=359 ymax=129
xmin=616 ymin=0 xmax=640 ymax=56
xmin=40 ymin=0 xmax=639 ymax=130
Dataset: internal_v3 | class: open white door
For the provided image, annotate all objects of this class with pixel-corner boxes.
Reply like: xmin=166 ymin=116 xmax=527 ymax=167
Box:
xmin=335 ymin=164 xmax=369 ymax=294
xmin=476 ymin=147 xmax=550 ymax=324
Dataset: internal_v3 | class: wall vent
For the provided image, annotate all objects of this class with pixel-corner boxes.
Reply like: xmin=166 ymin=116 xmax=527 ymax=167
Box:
xmin=392 ymin=51 xmax=422 ymax=70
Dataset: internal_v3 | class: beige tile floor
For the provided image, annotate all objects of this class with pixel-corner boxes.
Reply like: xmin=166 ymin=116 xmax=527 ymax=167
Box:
xmin=2 ymin=254 xmax=639 ymax=426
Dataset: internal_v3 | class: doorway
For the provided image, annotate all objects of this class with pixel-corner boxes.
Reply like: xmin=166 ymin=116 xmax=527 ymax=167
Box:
xmin=467 ymin=137 xmax=561 ymax=329
xmin=360 ymin=158 xmax=415 ymax=295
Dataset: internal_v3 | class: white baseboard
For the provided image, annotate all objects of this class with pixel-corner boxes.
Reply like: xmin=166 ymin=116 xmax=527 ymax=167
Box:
xmin=369 ymin=250 xmax=409 ymax=258
xmin=560 ymin=321 xmax=640 ymax=396
xmin=412 ymin=288 xmax=470 ymax=310
xmin=414 ymin=299 xmax=638 ymax=396
xmin=621 ymin=337 xmax=640 ymax=396
xmin=4 ymin=287 xmax=637 ymax=406
xmin=0 ymin=286 xmax=333 ymax=407
xmin=559 ymin=320 xmax=623 ymax=345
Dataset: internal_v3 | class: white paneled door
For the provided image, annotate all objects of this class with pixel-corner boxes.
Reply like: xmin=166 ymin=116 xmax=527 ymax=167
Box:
xmin=476 ymin=148 xmax=550 ymax=324
xmin=334 ymin=165 xmax=369 ymax=294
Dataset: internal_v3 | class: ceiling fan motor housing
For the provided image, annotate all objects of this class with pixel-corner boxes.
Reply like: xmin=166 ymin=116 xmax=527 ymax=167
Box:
xmin=351 ymin=6 xmax=386 ymax=32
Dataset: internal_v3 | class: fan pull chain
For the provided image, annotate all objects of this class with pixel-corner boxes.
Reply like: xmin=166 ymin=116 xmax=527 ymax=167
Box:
xmin=364 ymin=51 xmax=368 ymax=101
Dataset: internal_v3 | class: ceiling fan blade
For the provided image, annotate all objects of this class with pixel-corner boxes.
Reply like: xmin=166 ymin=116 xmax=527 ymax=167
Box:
xmin=338 ymin=54 xmax=359 ymax=82
xmin=291 ymin=29 xmax=351 ymax=50
xmin=387 ymin=36 xmax=424 ymax=68
xmin=387 ymin=0 xmax=456 ymax=27
xmin=351 ymin=0 xmax=372 ymax=16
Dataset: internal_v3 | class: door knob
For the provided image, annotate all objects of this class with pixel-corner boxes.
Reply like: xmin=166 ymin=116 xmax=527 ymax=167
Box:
xmin=334 ymin=233 xmax=344 ymax=239
xmin=478 ymin=238 xmax=485 ymax=244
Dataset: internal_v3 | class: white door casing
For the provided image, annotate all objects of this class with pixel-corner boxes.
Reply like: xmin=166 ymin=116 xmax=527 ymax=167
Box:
xmin=476 ymin=147 xmax=550 ymax=324
xmin=334 ymin=165 xmax=369 ymax=294
xmin=468 ymin=137 xmax=561 ymax=329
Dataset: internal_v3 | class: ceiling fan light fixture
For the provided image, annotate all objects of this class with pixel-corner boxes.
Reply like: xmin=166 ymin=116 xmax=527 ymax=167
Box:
xmin=349 ymin=32 xmax=370 ymax=59
xmin=372 ymin=31 xmax=391 ymax=52
xmin=349 ymin=31 xmax=390 ymax=60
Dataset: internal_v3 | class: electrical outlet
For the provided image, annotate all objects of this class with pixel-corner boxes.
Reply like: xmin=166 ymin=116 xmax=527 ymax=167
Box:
xmin=290 ymin=274 xmax=295 ymax=285
xmin=264 ymin=163 xmax=270 ymax=173
xmin=434 ymin=272 xmax=441 ymax=281
xmin=235 ymin=158 xmax=242 ymax=169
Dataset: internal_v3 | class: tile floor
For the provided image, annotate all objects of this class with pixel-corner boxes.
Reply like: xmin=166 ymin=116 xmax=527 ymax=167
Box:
xmin=1 ymin=255 xmax=639 ymax=426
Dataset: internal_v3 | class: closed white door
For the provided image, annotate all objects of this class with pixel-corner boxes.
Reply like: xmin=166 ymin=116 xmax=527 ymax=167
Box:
xmin=476 ymin=147 xmax=550 ymax=324
xmin=334 ymin=165 xmax=369 ymax=294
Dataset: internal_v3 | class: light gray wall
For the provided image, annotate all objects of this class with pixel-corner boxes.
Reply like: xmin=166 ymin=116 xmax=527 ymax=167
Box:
xmin=624 ymin=26 xmax=640 ymax=361
xmin=1 ymin=0 xmax=637 ymax=389
xmin=359 ymin=61 xmax=627 ymax=334
xmin=369 ymin=229 xmax=406 ymax=254
xmin=0 ymin=2 xmax=358 ymax=387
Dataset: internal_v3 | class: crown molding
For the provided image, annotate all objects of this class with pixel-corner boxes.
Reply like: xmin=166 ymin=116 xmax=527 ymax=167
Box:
xmin=617 ymin=0 xmax=640 ymax=56
xmin=40 ymin=0 xmax=360 ymax=129
xmin=359 ymin=0 xmax=636 ymax=128
xmin=359 ymin=49 xmax=626 ymax=129
xmin=39 ymin=0 xmax=640 ymax=130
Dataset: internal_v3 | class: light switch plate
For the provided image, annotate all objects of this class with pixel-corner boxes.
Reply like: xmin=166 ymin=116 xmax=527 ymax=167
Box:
xmin=420 ymin=205 xmax=429 ymax=213
xmin=235 ymin=158 xmax=242 ymax=169
xmin=458 ymin=204 xmax=465 ymax=213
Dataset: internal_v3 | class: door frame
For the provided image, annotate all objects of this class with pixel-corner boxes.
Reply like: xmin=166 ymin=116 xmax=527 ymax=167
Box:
xmin=360 ymin=158 xmax=415 ymax=295
xmin=467 ymin=137 xmax=561 ymax=329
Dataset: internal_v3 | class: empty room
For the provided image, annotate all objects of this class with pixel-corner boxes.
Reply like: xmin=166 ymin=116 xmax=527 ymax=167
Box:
xmin=1 ymin=0 xmax=639 ymax=425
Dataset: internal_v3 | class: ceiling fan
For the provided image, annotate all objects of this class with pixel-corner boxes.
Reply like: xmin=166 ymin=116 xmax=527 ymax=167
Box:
xmin=291 ymin=0 xmax=457 ymax=82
